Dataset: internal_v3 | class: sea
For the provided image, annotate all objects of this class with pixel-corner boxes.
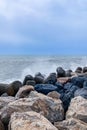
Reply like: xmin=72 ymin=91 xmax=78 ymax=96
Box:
xmin=0 ymin=55 xmax=87 ymax=83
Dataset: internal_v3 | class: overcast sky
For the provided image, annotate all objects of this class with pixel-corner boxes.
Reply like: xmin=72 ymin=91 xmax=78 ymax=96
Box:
xmin=0 ymin=0 xmax=87 ymax=55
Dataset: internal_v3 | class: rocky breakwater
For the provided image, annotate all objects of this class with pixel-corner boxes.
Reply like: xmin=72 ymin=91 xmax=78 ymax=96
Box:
xmin=0 ymin=66 xmax=87 ymax=129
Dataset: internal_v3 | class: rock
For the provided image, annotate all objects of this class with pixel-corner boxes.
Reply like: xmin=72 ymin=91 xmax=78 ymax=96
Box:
xmin=64 ymin=83 xmax=79 ymax=93
xmin=71 ymin=76 xmax=87 ymax=88
xmin=0 ymin=96 xmax=15 ymax=110
xmin=26 ymin=80 xmax=36 ymax=86
xmin=56 ymin=67 xmax=65 ymax=77
xmin=66 ymin=96 xmax=87 ymax=123
xmin=61 ymin=83 xmax=78 ymax=112
xmin=55 ymin=82 xmax=64 ymax=94
xmin=44 ymin=73 xmax=57 ymax=84
xmin=15 ymin=85 xmax=34 ymax=98
xmin=0 ymin=91 xmax=64 ymax=126
xmin=57 ymin=77 xmax=71 ymax=85
xmin=54 ymin=118 xmax=87 ymax=130
xmin=23 ymin=75 xmax=34 ymax=85
xmin=83 ymin=67 xmax=87 ymax=73
xmin=74 ymin=88 xmax=87 ymax=99
xmin=1 ymin=93 xmax=8 ymax=97
xmin=75 ymin=67 xmax=82 ymax=73
xmin=34 ymin=84 xmax=58 ymax=95
xmin=65 ymin=70 xmax=72 ymax=77
xmin=47 ymin=91 xmax=60 ymax=99
xmin=34 ymin=76 xmax=44 ymax=84
xmin=9 ymin=111 xmax=58 ymax=130
xmin=0 ymin=83 xmax=8 ymax=96
xmin=0 ymin=120 xmax=5 ymax=130
xmin=7 ymin=81 xmax=22 ymax=96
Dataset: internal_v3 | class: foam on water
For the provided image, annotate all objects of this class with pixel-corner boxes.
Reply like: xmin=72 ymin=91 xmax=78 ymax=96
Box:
xmin=0 ymin=56 xmax=87 ymax=83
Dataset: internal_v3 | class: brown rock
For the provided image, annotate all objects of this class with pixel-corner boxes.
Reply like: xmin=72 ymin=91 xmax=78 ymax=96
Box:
xmin=47 ymin=91 xmax=60 ymax=99
xmin=66 ymin=96 xmax=87 ymax=123
xmin=9 ymin=111 xmax=58 ymax=130
xmin=54 ymin=118 xmax=87 ymax=130
xmin=15 ymin=85 xmax=34 ymax=98
xmin=7 ymin=81 xmax=22 ymax=96
xmin=0 ymin=91 xmax=64 ymax=126
xmin=57 ymin=77 xmax=71 ymax=85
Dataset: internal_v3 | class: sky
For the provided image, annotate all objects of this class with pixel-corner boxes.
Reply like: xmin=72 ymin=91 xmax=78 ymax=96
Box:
xmin=0 ymin=0 xmax=87 ymax=55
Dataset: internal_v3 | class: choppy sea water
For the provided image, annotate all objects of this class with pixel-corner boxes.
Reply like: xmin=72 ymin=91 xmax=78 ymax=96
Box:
xmin=0 ymin=56 xmax=87 ymax=83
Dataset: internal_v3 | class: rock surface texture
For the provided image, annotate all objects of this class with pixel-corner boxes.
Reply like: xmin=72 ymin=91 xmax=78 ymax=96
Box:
xmin=66 ymin=96 xmax=87 ymax=123
xmin=9 ymin=111 xmax=58 ymax=130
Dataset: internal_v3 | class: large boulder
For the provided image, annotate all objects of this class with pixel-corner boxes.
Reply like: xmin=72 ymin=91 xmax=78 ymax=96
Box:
xmin=23 ymin=75 xmax=34 ymax=85
xmin=54 ymin=118 xmax=87 ymax=130
xmin=56 ymin=67 xmax=65 ymax=77
xmin=0 ymin=91 xmax=64 ymax=126
xmin=15 ymin=85 xmax=34 ymax=98
xmin=66 ymin=96 xmax=87 ymax=123
xmin=9 ymin=111 xmax=58 ymax=130
xmin=34 ymin=84 xmax=58 ymax=95
xmin=44 ymin=73 xmax=57 ymax=84
xmin=7 ymin=81 xmax=22 ymax=96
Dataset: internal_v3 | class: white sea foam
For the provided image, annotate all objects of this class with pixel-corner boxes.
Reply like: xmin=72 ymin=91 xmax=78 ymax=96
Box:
xmin=0 ymin=56 xmax=87 ymax=83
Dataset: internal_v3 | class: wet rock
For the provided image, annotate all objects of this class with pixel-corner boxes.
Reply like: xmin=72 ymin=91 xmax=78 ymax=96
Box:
xmin=0 ymin=84 xmax=8 ymax=96
xmin=47 ymin=91 xmax=60 ymax=99
xmin=0 ymin=91 xmax=64 ymax=125
xmin=15 ymin=85 xmax=34 ymax=98
xmin=26 ymin=80 xmax=36 ymax=86
xmin=9 ymin=111 xmax=58 ymax=130
xmin=71 ymin=76 xmax=86 ymax=88
xmin=44 ymin=73 xmax=57 ymax=85
xmin=65 ymin=70 xmax=72 ymax=77
xmin=55 ymin=82 xmax=64 ymax=95
xmin=34 ymin=76 xmax=44 ymax=84
xmin=7 ymin=81 xmax=22 ymax=96
xmin=23 ymin=75 xmax=34 ymax=85
xmin=34 ymin=84 xmax=58 ymax=95
xmin=74 ymin=88 xmax=87 ymax=99
xmin=66 ymin=96 xmax=87 ymax=123
xmin=75 ymin=67 xmax=82 ymax=73
xmin=83 ymin=67 xmax=87 ymax=73
xmin=61 ymin=83 xmax=78 ymax=112
xmin=54 ymin=118 xmax=87 ymax=130
xmin=56 ymin=67 xmax=65 ymax=77
xmin=57 ymin=77 xmax=71 ymax=85
xmin=0 ymin=120 xmax=5 ymax=130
